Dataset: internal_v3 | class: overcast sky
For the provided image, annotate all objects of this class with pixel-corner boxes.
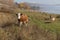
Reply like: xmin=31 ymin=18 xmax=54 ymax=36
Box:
xmin=14 ymin=0 xmax=60 ymax=4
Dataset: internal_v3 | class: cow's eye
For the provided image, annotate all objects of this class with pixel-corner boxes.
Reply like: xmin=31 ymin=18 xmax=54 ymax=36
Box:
xmin=16 ymin=14 xmax=17 ymax=15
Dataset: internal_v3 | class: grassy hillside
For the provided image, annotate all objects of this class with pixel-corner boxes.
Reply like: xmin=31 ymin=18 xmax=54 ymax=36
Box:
xmin=0 ymin=9 xmax=60 ymax=40
xmin=18 ymin=10 xmax=60 ymax=32
xmin=16 ymin=10 xmax=60 ymax=40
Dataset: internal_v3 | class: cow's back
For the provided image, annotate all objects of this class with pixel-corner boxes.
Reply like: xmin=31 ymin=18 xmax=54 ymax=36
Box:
xmin=20 ymin=14 xmax=28 ymax=22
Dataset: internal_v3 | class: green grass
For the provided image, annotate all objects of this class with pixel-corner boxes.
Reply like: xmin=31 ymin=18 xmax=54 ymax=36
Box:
xmin=0 ymin=9 xmax=59 ymax=40
xmin=15 ymin=9 xmax=60 ymax=33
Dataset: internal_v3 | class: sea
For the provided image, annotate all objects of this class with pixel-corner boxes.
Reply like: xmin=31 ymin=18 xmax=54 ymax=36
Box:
xmin=39 ymin=4 xmax=60 ymax=14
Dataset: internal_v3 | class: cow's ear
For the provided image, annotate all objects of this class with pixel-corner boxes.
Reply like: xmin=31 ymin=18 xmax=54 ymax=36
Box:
xmin=16 ymin=14 xmax=17 ymax=16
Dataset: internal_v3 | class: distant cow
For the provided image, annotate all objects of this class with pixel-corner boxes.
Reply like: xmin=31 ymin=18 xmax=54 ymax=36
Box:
xmin=16 ymin=13 xmax=28 ymax=27
xmin=50 ymin=15 xmax=56 ymax=22
xmin=51 ymin=17 xmax=55 ymax=22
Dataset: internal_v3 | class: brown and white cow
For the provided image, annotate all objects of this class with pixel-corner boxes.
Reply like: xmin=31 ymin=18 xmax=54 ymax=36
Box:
xmin=16 ymin=13 xmax=28 ymax=27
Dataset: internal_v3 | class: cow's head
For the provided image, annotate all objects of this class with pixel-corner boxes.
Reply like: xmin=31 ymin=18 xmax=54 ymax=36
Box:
xmin=16 ymin=13 xmax=22 ymax=19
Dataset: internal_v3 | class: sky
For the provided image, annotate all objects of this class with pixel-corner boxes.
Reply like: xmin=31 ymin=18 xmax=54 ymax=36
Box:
xmin=14 ymin=0 xmax=60 ymax=4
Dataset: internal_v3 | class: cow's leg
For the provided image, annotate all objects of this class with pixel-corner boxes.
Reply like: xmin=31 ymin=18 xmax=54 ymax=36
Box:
xmin=20 ymin=22 xmax=23 ymax=27
xmin=18 ymin=19 xmax=20 ymax=26
xmin=24 ymin=22 xmax=27 ymax=26
xmin=24 ymin=21 xmax=28 ymax=27
xmin=26 ymin=19 xmax=28 ymax=27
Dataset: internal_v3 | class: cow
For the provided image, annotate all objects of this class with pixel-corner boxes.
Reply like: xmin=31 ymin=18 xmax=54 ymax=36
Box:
xmin=16 ymin=13 xmax=28 ymax=27
xmin=51 ymin=17 xmax=55 ymax=22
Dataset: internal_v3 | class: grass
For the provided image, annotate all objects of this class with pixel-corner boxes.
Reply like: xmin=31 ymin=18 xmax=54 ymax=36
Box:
xmin=17 ymin=10 xmax=60 ymax=32
xmin=0 ymin=9 xmax=60 ymax=40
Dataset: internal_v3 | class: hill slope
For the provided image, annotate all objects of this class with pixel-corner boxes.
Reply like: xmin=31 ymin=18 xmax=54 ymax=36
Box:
xmin=0 ymin=10 xmax=60 ymax=40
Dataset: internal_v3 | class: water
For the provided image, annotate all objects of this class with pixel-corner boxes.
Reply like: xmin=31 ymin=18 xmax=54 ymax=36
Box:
xmin=39 ymin=5 xmax=60 ymax=14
